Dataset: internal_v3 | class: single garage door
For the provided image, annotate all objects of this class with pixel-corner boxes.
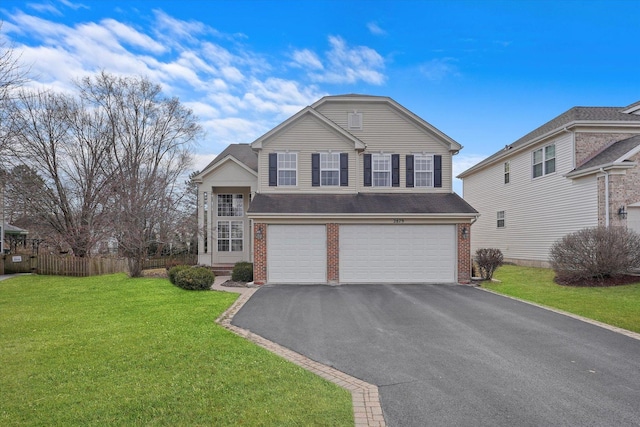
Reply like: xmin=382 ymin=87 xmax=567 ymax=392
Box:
xmin=340 ymin=224 xmax=456 ymax=283
xmin=267 ymin=225 xmax=326 ymax=283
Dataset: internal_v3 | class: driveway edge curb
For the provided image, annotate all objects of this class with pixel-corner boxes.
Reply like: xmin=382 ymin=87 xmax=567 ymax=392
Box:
xmin=213 ymin=282 xmax=386 ymax=427
xmin=475 ymin=286 xmax=640 ymax=341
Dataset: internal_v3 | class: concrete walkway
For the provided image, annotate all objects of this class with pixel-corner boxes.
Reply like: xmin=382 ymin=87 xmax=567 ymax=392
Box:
xmin=212 ymin=277 xmax=385 ymax=427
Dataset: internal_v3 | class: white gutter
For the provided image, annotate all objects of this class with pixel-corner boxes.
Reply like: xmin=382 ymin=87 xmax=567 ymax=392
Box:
xmin=600 ymin=168 xmax=610 ymax=227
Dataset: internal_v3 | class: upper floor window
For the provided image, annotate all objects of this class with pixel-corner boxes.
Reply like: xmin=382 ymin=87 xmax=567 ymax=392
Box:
xmin=321 ymin=152 xmax=340 ymax=186
xmin=268 ymin=152 xmax=297 ymax=186
xmin=414 ymin=155 xmax=434 ymax=187
xmin=532 ymin=144 xmax=555 ymax=178
xmin=372 ymin=154 xmax=391 ymax=187
xmin=504 ymin=161 xmax=510 ymax=184
xmin=497 ymin=211 xmax=506 ymax=228
xmin=217 ymin=194 xmax=243 ymax=217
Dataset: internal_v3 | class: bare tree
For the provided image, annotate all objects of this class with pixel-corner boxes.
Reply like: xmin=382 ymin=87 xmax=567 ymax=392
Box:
xmin=78 ymin=72 xmax=201 ymax=276
xmin=9 ymin=89 xmax=113 ymax=256
xmin=0 ymin=23 xmax=29 ymax=155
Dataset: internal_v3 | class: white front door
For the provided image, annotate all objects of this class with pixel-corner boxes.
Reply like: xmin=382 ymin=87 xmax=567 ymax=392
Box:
xmin=339 ymin=225 xmax=456 ymax=283
xmin=267 ymin=225 xmax=326 ymax=283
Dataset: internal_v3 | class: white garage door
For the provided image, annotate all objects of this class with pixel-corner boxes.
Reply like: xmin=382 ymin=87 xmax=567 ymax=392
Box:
xmin=340 ymin=225 xmax=456 ymax=283
xmin=267 ymin=225 xmax=326 ymax=283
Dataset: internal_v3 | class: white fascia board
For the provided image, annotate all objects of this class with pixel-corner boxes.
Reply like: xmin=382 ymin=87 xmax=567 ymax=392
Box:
xmin=250 ymin=107 xmax=365 ymax=150
xmin=313 ymin=95 xmax=462 ymax=152
xmin=246 ymin=212 xmax=479 ymax=221
xmin=458 ymin=120 xmax=640 ymax=179
xmin=564 ymin=162 xmax=637 ymax=179
xmin=194 ymin=155 xmax=258 ymax=182
xmin=614 ymin=144 xmax=640 ymax=163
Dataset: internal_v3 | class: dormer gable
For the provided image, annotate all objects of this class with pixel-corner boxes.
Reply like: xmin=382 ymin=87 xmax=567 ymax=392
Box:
xmin=250 ymin=106 xmax=366 ymax=151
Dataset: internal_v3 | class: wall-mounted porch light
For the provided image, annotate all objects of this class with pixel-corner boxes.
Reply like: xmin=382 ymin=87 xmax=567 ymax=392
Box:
xmin=255 ymin=226 xmax=264 ymax=240
xmin=618 ymin=206 xmax=628 ymax=219
xmin=461 ymin=226 xmax=468 ymax=240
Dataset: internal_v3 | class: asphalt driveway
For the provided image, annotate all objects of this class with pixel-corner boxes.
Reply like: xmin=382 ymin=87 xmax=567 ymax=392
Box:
xmin=232 ymin=283 xmax=640 ymax=427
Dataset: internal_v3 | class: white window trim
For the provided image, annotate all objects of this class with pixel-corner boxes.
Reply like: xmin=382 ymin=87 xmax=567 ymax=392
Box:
xmin=217 ymin=220 xmax=244 ymax=252
xmin=414 ymin=154 xmax=434 ymax=188
xmin=532 ymin=144 xmax=556 ymax=179
xmin=504 ymin=161 xmax=510 ymax=184
xmin=277 ymin=152 xmax=298 ymax=186
xmin=497 ymin=211 xmax=506 ymax=228
xmin=372 ymin=153 xmax=391 ymax=187
xmin=217 ymin=194 xmax=244 ymax=217
xmin=320 ymin=152 xmax=340 ymax=186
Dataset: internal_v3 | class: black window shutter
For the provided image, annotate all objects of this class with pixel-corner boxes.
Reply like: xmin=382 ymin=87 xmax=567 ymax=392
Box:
xmin=364 ymin=154 xmax=372 ymax=187
xmin=434 ymin=155 xmax=442 ymax=188
xmin=392 ymin=154 xmax=400 ymax=187
xmin=268 ymin=153 xmax=277 ymax=186
xmin=340 ymin=153 xmax=349 ymax=186
xmin=311 ymin=153 xmax=320 ymax=187
xmin=406 ymin=155 xmax=414 ymax=187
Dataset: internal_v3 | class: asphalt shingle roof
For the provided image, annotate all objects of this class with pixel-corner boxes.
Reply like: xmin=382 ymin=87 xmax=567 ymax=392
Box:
xmin=202 ymin=144 xmax=257 ymax=173
xmin=573 ymin=134 xmax=640 ymax=172
xmin=247 ymin=193 xmax=478 ymax=215
xmin=459 ymin=101 xmax=640 ymax=177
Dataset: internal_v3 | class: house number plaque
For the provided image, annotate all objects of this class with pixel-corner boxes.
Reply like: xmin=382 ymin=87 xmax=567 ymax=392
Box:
xmin=393 ymin=219 xmax=405 ymax=223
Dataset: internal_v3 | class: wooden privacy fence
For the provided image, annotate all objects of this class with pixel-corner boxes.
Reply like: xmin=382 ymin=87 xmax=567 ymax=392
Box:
xmin=2 ymin=254 xmax=197 ymax=277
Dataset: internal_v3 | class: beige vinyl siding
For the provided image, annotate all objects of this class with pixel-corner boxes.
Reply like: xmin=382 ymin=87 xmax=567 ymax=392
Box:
xmin=463 ymin=132 xmax=598 ymax=265
xmin=257 ymin=115 xmax=357 ymax=193
xmin=316 ymin=102 xmax=453 ymax=192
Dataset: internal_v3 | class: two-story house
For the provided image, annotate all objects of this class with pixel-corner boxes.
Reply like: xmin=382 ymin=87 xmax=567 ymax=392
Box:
xmin=458 ymin=100 xmax=640 ymax=268
xmin=193 ymin=95 xmax=478 ymax=284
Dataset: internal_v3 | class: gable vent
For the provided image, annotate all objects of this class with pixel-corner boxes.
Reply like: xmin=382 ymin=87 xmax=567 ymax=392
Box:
xmin=348 ymin=111 xmax=363 ymax=130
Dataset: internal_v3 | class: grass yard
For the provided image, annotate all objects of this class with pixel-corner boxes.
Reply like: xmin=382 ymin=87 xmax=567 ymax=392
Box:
xmin=484 ymin=264 xmax=640 ymax=334
xmin=0 ymin=274 xmax=353 ymax=426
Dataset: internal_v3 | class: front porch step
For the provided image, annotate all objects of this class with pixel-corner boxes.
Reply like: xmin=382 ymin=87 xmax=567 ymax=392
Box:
xmin=210 ymin=264 xmax=234 ymax=277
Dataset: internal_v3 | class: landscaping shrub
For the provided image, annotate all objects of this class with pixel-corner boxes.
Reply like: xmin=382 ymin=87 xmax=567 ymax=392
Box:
xmin=168 ymin=265 xmax=191 ymax=285
xmin=232 ymin=262 xmax=253 ymax=282
xmin=174 ymin=267 xmax=215 ymax=290
xmin=549 ymin=226 xmax=640 ymax=285
xmin=475 ymin=248 xmax=504 ymax=280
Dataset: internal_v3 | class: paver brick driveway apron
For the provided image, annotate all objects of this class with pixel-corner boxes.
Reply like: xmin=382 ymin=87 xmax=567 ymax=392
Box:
xmin=232 ymin=283 xmax=640 ymax=427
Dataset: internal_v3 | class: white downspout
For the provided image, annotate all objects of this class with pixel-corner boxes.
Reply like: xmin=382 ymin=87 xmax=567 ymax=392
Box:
xmin=600 ymin=168 xmax=609 ymax=227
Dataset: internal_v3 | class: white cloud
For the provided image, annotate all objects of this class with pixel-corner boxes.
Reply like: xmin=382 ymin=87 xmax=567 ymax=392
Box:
xmin=420 ymin=57 xmax=460 ymax=82
xmin=307 ymin=36 xmax=386 ymax=85
xmin=291 ymin=49 xmax=323 ymax=70
xmin=59 ymin=0 xmax=89 ymax=10
xmin=367 ymin=22 xmax=387 ymax=36
xmin=27 ymin=2 xmax=62 ymax=15
xmin=2 ymin=7 xmax=382 ymax=155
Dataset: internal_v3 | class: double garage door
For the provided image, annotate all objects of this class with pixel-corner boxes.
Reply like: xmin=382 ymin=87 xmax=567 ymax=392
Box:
xmin=267 ymin=224 xmax=456 ymax=284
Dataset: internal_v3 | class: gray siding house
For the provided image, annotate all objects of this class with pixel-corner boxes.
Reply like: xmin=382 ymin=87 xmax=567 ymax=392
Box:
xmin=193 ymin=95 xmax=478 ymax=284
xmin=458 ymin=100 xmax=640 ymax=267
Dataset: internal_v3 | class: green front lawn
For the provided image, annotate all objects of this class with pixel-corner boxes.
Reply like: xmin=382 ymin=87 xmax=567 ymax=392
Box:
xmin=483 ymin=265 xmax=640 ymax=334
xmin=0 ymin=274 xmax=353 ymax=426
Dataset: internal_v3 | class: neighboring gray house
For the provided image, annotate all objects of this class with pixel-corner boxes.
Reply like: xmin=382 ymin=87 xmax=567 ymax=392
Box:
xmin=193 ymin=95 xmax=478 ymax=284
xmin=458 ymin=100 xmax=640 ymax=267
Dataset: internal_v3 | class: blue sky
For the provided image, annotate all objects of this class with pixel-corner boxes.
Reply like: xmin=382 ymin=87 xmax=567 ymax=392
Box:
xmin=2 ymin=0 xmax=639 ymax=193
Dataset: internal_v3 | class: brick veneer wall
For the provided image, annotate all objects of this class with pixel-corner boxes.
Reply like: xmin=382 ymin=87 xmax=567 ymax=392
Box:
xmin=327 ymin=224 xmax=339 ymax=283
xmin=253 ymin=223 xmax=267 ymax=285
xmin=597 ymin=152 xmax=640 ymax=227
xmin=575 ymin=132 xmax=637 ymax=167
xmin=457 ymin=223 xmax=471 ymax=284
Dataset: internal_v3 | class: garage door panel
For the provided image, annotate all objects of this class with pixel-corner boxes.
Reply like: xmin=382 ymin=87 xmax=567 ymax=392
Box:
xmin=340 ymin=225 xmax=456 ymax=283
xmin=268 ymin=225 xmax=326 ymax=283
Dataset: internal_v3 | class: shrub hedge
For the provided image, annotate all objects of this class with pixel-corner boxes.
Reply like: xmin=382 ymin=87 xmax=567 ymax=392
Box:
xmin=168 ymin=265 xmax=191 ymax=285
xmin=232 ymin=262 xmax=253 ymax=282
xmin=173 ymin=267 xmax=215 ymax=290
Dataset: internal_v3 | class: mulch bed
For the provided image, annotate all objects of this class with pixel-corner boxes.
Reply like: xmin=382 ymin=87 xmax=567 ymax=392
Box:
xmin=555 ymin=275 xmax=640 ymax=287
xmin=221 ymin=280 xmax=252 ymax=288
